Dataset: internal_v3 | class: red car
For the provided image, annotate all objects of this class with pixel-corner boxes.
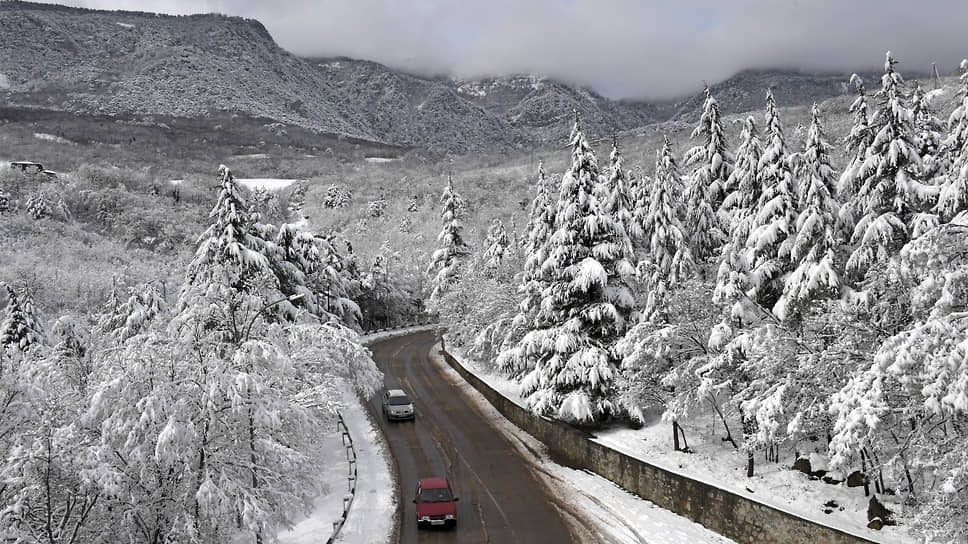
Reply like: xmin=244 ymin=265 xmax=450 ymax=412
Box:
xmin=414 ymin=477 xmax=459 ymax=528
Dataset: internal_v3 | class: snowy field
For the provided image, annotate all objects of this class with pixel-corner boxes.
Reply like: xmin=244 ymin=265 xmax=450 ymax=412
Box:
xmin=237 ymin=178 xmax=302 ymax=191
xmin=363 ymin=157 xmax=399 ymax=164
xmin=33 ymin=132 xmax=74 ymax=144
xmin=167 ymin=178 xmax=303 ymax=191
xmin=444 ymin=341 xmax=914 ymax=544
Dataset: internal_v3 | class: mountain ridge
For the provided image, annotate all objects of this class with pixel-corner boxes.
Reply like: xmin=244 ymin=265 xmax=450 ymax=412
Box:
xmin=0 ymin=1 xmax=877 ymax=152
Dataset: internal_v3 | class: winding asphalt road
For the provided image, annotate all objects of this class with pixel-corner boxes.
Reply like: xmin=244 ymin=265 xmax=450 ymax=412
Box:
xmin=366 ymin=331 xmax=582 ymax=544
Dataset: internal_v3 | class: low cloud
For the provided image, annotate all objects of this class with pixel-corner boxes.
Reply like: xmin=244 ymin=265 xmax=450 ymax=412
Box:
xmin=48 ymin=0 xmax=968 ymax=100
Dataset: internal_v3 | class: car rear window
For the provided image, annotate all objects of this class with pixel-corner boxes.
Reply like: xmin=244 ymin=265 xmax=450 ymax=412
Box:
xmin=388 ymin=396 xmax=411 ymax=405
xmin=418 ymin=488 xmax=452 ymax=502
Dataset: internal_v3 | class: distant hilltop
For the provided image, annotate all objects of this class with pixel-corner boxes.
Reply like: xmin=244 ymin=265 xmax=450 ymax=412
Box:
xmin=0 ymin=1 xmax=884 ymax=152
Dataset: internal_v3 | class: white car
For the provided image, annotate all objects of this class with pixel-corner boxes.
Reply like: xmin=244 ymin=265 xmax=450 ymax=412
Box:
xmin=382 ymin=389 xmax=415 ymax=421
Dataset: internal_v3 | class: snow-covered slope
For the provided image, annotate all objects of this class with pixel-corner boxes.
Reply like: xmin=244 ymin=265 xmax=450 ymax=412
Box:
xmin=0 ymin=2 xmax=873 ymax=153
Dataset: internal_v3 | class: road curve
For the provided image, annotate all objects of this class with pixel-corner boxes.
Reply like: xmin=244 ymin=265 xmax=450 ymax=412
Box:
xmin=367 ymin=331 xmax=579 ymax=544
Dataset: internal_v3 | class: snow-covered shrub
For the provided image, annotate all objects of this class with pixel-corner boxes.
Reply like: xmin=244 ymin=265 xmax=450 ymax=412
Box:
xmin=25 ymin=190 xmax=52 ymax=219
xmin=323 ymin=183 xmax=352 ymax=208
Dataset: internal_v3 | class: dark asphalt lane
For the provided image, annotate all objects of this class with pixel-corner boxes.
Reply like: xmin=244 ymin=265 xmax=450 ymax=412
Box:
xmin=366 ymin=331 xmax=581 ymax=544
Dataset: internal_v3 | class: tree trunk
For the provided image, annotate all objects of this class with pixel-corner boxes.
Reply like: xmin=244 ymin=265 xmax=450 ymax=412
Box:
xmin=708 ymin=397 xmax=737 ymax=449
xmin=672 ymin=421 xmax=680 ymax=452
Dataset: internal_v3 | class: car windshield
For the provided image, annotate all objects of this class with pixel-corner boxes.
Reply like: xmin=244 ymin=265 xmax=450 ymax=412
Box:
xmin=388 ymin=396 xmax=411 ymax=406
xmin=418 ymin=487 xmax=452 ymax=503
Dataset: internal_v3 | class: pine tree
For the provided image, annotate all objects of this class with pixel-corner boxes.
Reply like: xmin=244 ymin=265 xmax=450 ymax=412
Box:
xmin=837 ymin=74 xmax=875 ymax=242
xmin=268 ymin=223 xmax=324 ymax=319
xmin=185 ymin=165 xmax=274 ymax=292
xmin=721 ymin=116 xmax=764 ymax=219
xmin=426 ymin=177 xmax=470 ymax=305
xmin=96 ymin=282 xmax=168 ymax=342
xmin=683 ymin=86 xmax=730 ymax=262
xmin=714 ymin=116 xmax=763 ymax=326
xmin=912 ymin=81 xmax=947 ymax=182
xmin=775 ymin=104 xmax=841 ymax=321
xmin=845 ymin=52 xmax=922 ymax=279
xmin=600 ymin=138 xmax=638 ymax=244
xmin=908 ymin=81 xmax=945 ymax=237
xmin=640 ymin=136 xmax=694 ymax=320
xmin=515 ymin=112 xmax=636 ymax=424
xmin=0 ymin=282 xmax=45 ymax=358
xmin=481 ymin=218 xmax=511 ymax=273
xmin=498 ymin=163 xmax=557 ymax=377
xmin=746 ymin=89 xmax=798 ymax=313
xmin=313 ymin=233 xmax=362 ymax=328
xmin=938 ymin=59 xmax=968 ymax=223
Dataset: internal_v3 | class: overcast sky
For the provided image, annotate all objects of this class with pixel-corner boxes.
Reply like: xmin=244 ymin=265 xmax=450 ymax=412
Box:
xmin=40 ymin=0 xmax=968 ymax=100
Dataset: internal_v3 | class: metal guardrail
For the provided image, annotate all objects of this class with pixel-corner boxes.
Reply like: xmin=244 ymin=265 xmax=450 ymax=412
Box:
xmin=324 ymin=319 xmax=440 ymax=543
xmin=326 ymin=411 xmax=358 ymax=544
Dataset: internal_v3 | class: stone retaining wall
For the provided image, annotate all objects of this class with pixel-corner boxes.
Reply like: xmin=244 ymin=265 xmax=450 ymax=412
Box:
xmin=440 ymin=348 xmax=878 ymax=544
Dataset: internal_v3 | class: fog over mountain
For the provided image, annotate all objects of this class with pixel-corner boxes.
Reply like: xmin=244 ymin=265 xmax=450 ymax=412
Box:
xmin=33 ymin=0 xmax=968 ymax=100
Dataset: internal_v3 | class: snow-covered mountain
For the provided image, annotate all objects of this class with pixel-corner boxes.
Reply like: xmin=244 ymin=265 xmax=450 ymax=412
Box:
xmin=0 ymin=1 xmax=872 ymax=152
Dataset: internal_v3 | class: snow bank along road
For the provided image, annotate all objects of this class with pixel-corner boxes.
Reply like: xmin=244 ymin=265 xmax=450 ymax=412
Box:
xmin=367 ymin=331 xmax=584 ymax=544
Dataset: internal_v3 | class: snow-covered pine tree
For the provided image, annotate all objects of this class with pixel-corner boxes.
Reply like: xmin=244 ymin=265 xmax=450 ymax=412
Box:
xmin=185 ymin=165 xmax=274 ymax=293
xmin=96 ymin=282 xmax=168 ymax=342
xmin=497 ymin=163 xmax=557 ymax=377
xmin=639 ymin=136 xmax=695 ymax=320
xmin=426 ymin=177 xmax=470 ymax=306
xmin=714 ymin=116 xmax=763 ymax=326
xmin=907 ymin=81 xmax=945 ymax=238
xmin=683 ymin=86 xmax=730 ymax=262
xmin=600 ymin=138 xmax=638 ymax=244
xmin=269 ymin=223 xmax=324 ymax=319
xmin=515 ymin=111 xmax=636 ymax=424
xmin=0 ymin=282 xmax=45 ymax=363
xmin=912 ymin=81 xmax=947 ymax=183
xmin=837 ymin=74 xmax=875 ymax=243
xmin=313 ymin=233 xmax=362 ymax=328
xmin=746 ymin=88 xmax=798 ymax=314
xmin=775 ymin=104 xmax=841 ymax=321
xmin=481 ymin=218 xmax=511 ymax=273
xmin=845 ymin=52 xmax=923 ymax=279
xmin=937 ymin=59 xmax=968 ymax=223
xmin=721 ymin=116 xmax=764 ymax=220
xmin=287 ymin=181 xmax=308 ymax=218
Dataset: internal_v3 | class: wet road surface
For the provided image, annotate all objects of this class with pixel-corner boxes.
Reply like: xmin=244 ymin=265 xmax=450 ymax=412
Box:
xmin=367 ymin=331 xmax=581 ymax=544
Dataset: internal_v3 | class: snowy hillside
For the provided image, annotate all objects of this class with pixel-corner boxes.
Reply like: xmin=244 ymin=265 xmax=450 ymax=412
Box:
xmin=1 ymin=1 xmax=874 ymax=153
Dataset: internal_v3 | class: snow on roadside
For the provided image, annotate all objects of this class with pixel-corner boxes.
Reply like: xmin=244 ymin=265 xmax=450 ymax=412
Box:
xmin=442 ymin=340 xmax=912 ymax=544
xmin=429 ymin=343 xmax=736 ymax=544
xmin=276 ymin=388 xmax=395 ymax=544
xmin=333 ymin=389 xmax=395 ymax=544
xmin=358 ymin=324 xmax=440 ymax=345
xmin=276 ymin=430 xmax=345 ymax=544
xmin=363 ymin=157 xmax=399 ymax=164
